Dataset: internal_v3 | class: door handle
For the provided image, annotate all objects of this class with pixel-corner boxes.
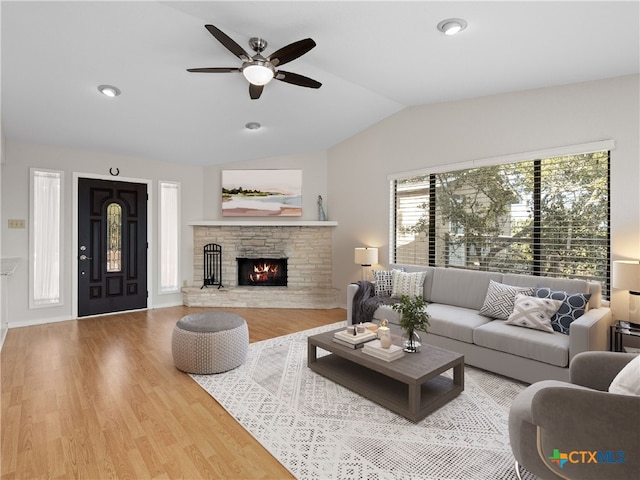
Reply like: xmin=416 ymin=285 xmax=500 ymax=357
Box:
xmin=79 ymin=254 xmax=92 ymax=261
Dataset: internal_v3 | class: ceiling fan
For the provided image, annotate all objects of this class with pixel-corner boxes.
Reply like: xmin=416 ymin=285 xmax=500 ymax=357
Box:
xmin=187 ymin=24 xmax=322 ymax=100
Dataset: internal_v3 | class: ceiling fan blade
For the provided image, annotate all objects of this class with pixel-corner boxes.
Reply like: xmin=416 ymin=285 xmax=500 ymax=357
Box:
xmin=267 ymin=38 xmax=316 ymax=67
xmin=186 ymin=67 xmax=241 ymax=73
xmin=249 ymin=84 xmax=264 ymax=100
xmin=275 ymin=71 xmax=322 ymax=89
xmin=205 ymin=24 xmax=251 ymax=61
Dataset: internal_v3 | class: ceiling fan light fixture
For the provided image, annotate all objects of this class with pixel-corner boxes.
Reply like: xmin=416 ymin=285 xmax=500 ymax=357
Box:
xmin=242 ymin=62 xmax=275 ymax=86
xmin=437 ymin=18 xmax=467 ymax=36
xmin=97 ymin=84 xmax=121 ymax=97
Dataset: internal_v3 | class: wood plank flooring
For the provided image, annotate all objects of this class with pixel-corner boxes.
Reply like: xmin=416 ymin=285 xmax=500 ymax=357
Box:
xmin=1 ymin=306 xmax=346 ymax=479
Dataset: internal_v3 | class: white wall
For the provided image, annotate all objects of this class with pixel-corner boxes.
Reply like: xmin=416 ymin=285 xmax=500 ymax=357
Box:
xmin=202 ymin=149 xmax=329 ymax=221
xmin=0 ymin=122 xmax=6 ymax=346
xmin=1 ymin=141 xmax=204 ymax=327
xmin=328 ymin=75 xmax=640 ymax=318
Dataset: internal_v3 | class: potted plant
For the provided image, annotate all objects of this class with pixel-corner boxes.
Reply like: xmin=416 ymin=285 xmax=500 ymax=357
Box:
xmin=392 ymin=295 xmax=431 ymax=352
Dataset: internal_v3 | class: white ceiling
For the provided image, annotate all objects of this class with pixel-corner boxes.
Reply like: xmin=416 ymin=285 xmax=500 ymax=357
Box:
xmin=2 ymin=1 xmax=639 ymax=167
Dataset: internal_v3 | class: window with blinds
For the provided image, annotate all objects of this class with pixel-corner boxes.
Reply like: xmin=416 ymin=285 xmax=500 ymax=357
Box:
xmin=392 ymin=150 xmax=610 ymax=295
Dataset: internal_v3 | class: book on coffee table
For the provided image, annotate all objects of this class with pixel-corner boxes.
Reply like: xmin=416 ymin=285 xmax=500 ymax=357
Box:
xmin=333 ymin=329 xmax=377 ymax=349
xmin=362 ymin=340 xmax=404 ymax=361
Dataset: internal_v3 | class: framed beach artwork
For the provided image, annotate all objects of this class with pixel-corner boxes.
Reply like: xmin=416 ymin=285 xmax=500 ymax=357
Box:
xmin=221 ymin=169 xmax=302 ymax=217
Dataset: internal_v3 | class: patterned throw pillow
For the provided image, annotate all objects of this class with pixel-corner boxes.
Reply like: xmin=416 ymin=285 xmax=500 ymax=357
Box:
xmin=479 ymin=280 xmax=535 ymax=320
xmin=391 ymin=270 xmax=427 ymax=299
xmin=372 ymin=269 xmax=402 ymax=297
xmin=505 ymin=294 xmax=563 ymax=333
xmin=535 ymin=287 xmax=592 ymax=335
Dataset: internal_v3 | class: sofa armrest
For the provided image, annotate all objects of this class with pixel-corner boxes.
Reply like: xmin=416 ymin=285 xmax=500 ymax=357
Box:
xmin=531 ymin=386 xmax=640 ymax=479
xmin=570 ymin=351 xmax=637 ymax=391
xmin=568 ymin=307 xmax=612 ymax=360
xmin=346 ymin=283 xmax=360 ymax=325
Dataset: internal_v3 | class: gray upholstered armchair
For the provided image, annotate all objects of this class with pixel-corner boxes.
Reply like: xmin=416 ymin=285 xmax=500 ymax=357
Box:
xmin=509 ymin=351 xmax=639 ymax=480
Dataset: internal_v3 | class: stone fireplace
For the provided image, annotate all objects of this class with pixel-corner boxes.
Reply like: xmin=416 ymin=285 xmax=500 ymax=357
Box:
xmin=182 ymin=220 xmax=340 ymax=308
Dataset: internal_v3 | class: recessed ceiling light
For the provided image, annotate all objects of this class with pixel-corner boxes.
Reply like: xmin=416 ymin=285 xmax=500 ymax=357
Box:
xmin=245 ymin=122 xmax=262 ymax=131
xmin=437 ymin=18 xmax=468 ymax=36
xmin=97 ymin=84 xmax=121 ymax=97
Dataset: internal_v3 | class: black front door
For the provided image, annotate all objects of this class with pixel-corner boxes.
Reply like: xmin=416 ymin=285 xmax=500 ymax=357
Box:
xmin=78 ymin=178 xmax=148 ymax=317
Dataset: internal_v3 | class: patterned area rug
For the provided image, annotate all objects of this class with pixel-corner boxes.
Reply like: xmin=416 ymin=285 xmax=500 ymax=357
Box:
xmin=191 ymin=322 xmax=537 ymax=480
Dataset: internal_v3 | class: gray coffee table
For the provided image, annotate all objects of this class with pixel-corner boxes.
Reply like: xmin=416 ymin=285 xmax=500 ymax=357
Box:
xmin=307 ymin=325 xmax=464 ymax=422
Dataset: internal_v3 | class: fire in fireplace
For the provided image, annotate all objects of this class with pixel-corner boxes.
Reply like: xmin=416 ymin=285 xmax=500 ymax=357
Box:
xmin=237 ymin=257 xmax=288 ymax=286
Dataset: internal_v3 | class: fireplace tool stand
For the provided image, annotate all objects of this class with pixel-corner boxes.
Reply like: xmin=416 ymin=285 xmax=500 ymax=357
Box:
xmin=201 ymin=243 xmax=223 ymax=289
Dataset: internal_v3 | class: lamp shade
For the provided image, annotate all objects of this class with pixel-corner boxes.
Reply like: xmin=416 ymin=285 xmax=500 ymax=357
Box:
xmin=612 ymin=260 xmax=640 ymax=293
xmin=354 ymin=247 xmax=378 ymax=266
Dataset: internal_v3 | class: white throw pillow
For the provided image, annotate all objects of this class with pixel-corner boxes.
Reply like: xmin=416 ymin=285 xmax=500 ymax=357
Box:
xmin=391 ymin=270 xmax=427 ymax=299
xmin=609 ymin=355 xmax=640 ymax=396
xmin=505 ymin=294 xmax=563 ymax=333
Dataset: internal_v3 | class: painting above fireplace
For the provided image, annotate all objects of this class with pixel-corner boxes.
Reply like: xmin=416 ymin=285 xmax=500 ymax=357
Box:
xmin=222 ymin=169 xmax=302 ymax=217
xmin=236 ymin=257 xmax=288 ymax=287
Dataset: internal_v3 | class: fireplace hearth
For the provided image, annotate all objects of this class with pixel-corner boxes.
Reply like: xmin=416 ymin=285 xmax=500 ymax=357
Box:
xmin=237 ymin=257 xmax=288 ymax=287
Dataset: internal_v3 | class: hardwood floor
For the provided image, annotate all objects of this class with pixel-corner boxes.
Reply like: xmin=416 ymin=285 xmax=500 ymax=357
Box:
xmin=1 ymin=306 xmax=346 ymax=479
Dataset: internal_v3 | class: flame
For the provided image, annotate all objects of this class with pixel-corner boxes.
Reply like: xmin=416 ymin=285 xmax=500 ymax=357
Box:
xmin=249 ymin=261 xmax=280 ymax=282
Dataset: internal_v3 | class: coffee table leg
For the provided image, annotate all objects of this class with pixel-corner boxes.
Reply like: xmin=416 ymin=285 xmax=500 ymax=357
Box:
xmin=454 ymin=361 xmax=464 ymax=389
xmin=408 ymin=382 xmax=419 ymax=417
xmin=308 ymin=341 xmax=317 ymax=366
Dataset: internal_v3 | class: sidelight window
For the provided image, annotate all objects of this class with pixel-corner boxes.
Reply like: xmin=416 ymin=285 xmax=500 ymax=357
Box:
xmin=159 ymin=181 xmax=180 ymax=293
xmin=30 ymin=169 xmax=63 ymax=307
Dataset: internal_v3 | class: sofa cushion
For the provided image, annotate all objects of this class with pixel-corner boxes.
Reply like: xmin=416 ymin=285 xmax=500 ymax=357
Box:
xmin=479 ymin=280 xmax=535 ymax=320
xmin=535 ymin=287 xmax=592 ymax=335
xmin=502 ymin=273 xmax=588 ymax=295
xmin=373 ymin=304 xmax=401 ymax=323
xmin=391 ymin=270 xmax=427 ymax=298
xmin=473 ymin=320 xmax=570 ymax=367
xmin=429 ymin=268 xmax=503 ymax=310
xmin=503 ymin=273 xmax=601 ymax=310
xmin=505 ymin=294 xmax=563 ymax=333
xmin=425 ymin=303 xmax=492 ymax=343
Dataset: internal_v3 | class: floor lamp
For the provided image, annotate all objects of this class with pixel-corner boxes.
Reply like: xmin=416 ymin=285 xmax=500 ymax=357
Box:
xmin=612 ymin=260 xmax=640 ymax=324
xmin=354 ymin=247 xmax=378 ymax=281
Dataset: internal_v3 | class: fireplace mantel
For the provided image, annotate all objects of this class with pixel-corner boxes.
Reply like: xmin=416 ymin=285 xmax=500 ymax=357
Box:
xmin=188 ymin=220 xmax=337 ymax=227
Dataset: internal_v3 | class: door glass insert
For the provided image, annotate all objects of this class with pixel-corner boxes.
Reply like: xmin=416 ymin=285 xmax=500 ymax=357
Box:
xmin=107 ymin=202 xmax=122 ymax=272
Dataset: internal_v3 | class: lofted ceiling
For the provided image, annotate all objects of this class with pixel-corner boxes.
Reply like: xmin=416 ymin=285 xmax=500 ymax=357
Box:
xmin=2 ymin=1 xmax=639 ymax=167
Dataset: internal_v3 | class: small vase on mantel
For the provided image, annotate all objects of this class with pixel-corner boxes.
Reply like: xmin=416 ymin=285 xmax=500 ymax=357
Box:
xmin=378 ymin=319 xmax=392 ymax=349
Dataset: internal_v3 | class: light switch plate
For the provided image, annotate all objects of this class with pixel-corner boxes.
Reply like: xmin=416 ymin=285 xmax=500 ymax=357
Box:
xmin=8 ymin=219 xmax=25 ymax=229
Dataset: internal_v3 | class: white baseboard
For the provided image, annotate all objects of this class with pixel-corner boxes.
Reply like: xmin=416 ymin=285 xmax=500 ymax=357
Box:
xmin=9 ymin=314 xmax=75 ymax=329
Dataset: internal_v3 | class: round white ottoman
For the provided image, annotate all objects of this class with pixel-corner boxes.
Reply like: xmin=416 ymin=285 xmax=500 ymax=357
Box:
xmin=171 ymin=311 xmax=249 ymax=374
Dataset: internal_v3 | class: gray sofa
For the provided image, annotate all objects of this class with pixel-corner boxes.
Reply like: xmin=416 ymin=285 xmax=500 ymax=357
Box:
xmin=347 ymin=264 xmax=612 ymax=384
